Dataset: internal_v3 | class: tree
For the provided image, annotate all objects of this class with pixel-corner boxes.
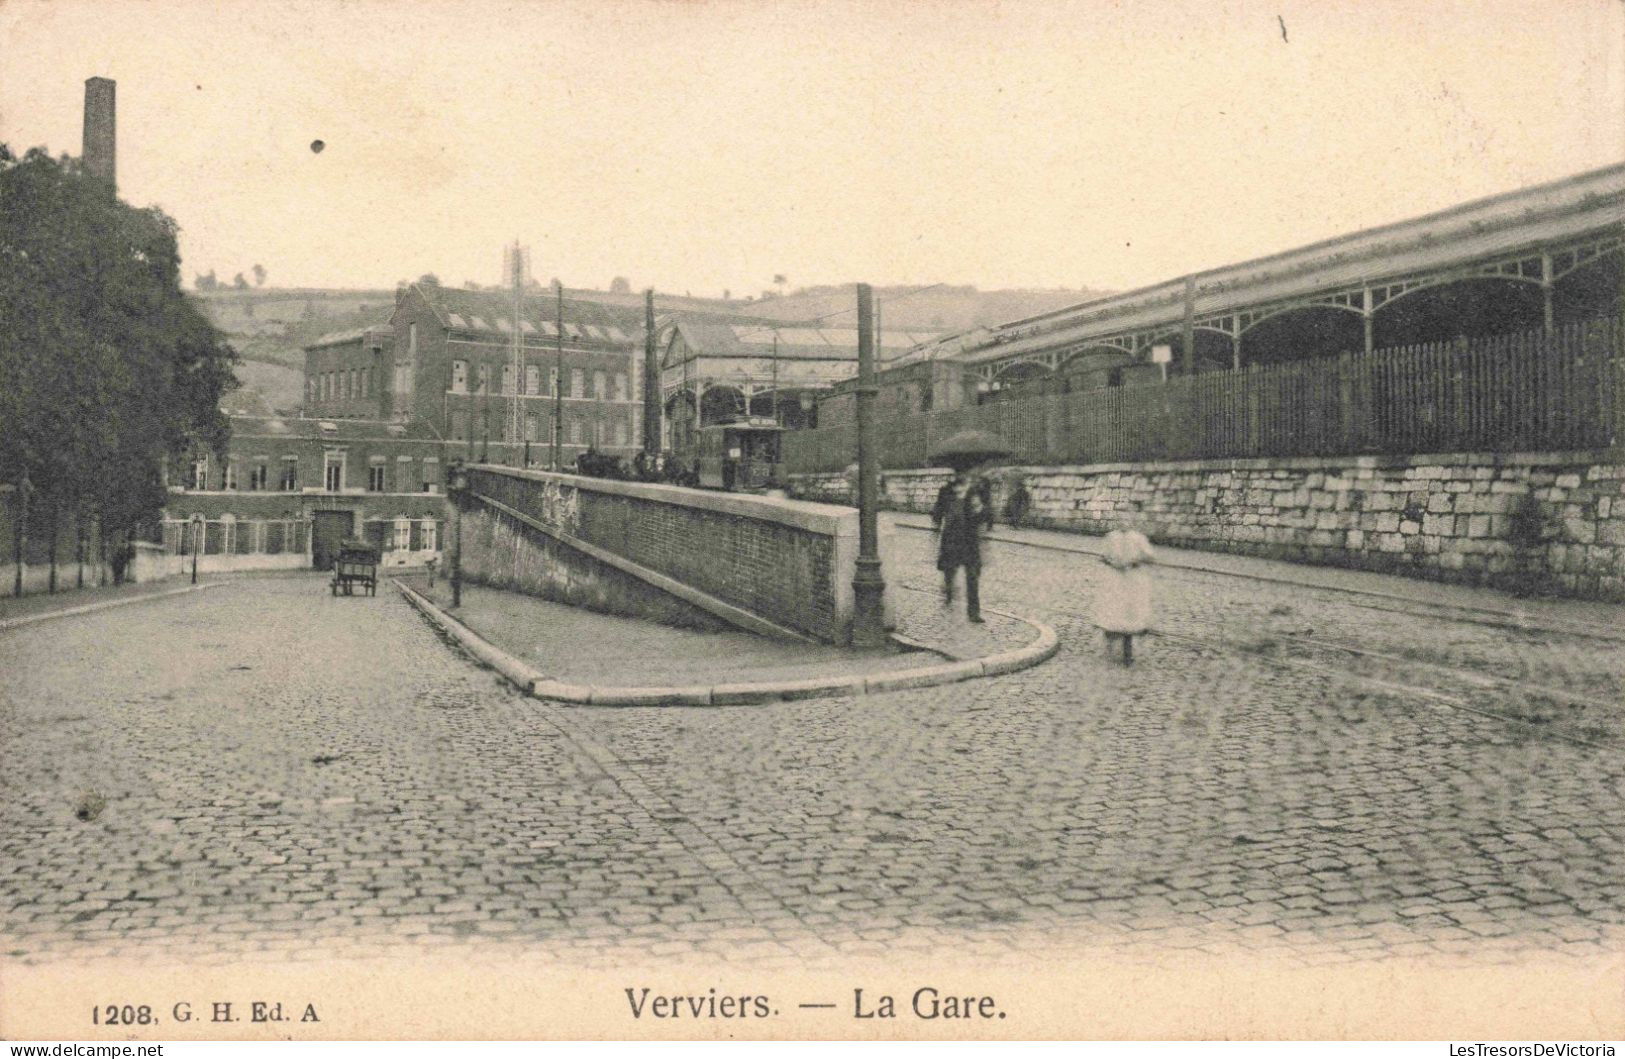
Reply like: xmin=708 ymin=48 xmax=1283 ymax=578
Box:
xmin=418 ymin=273 xmax=440 ymax=286
xmin=609 ymin=276 xmax=631 ymax=294
xmin=195 ymin=270 xmax=218 ymax=291
xmin=232 ymin=272 xmax=248 ymax=289
xmin=252 ymin=263 xmax=266 ymax=286
xmin=0 ymin=144 xmax=238 ymax=584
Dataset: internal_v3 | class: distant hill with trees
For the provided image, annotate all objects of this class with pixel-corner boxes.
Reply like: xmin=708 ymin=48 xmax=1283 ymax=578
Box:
xmin=191 ymin=280 xmax=1114 ymax=414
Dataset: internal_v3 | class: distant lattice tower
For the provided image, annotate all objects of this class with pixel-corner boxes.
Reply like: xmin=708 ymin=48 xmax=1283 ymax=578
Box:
xmin=83 ymin=77 xmax=116 ymax=190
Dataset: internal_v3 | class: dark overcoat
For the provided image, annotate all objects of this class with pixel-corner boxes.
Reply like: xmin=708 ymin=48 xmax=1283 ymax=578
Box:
xmin=933 ymin=479 xmax=993 ymax=572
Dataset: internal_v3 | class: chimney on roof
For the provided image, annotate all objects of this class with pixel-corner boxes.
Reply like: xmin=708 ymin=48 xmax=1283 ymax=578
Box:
xmin=83 ymin=77 xmax=116 ymax=191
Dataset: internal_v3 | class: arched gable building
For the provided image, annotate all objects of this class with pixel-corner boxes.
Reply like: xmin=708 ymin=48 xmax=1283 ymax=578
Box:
xmin=653 ymin=313 xmax=941 ymax=451
xmin=913 ymin=163 xmax=1623 ymax=393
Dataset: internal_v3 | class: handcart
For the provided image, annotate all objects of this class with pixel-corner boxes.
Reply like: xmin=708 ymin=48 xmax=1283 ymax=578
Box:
xmin=330 ymin=541 xmax=379 ymax=597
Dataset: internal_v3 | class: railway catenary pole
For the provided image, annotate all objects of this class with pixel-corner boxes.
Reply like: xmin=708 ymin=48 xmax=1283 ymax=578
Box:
xmin=644 ymin=289 xmax=660 ymax=460
xmin=850 ymin=282 xmax=887 ymax=648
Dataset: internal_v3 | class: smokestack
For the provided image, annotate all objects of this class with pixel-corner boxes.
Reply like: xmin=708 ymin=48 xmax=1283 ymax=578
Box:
xmin=83 ymin=77 xmax=116 ymax=191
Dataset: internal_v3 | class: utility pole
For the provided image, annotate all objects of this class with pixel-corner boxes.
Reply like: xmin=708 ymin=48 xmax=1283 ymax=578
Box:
xmin=1181 ymin=274 xmax=1196 ymax=378
xmin=552 ymin=284 xmax=565 ymax=471
xmin=770 ymin=330 xmax=780 ymax=425
xmin=850 ymin=282 xmax=887 ymax=648
xmin=682 ymin=327 xmax=693 ymax=454
xmin=509 ymin=242 xmax=524 ymax=458
xmin=644 ymin=289 xmax=660 ymax=460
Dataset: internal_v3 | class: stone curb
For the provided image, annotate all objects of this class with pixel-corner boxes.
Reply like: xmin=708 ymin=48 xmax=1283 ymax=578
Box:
xmin=394 ymin=579 xmax=1059 ymax=707
xmin=0 ymin=582 xmax=222 ymax=631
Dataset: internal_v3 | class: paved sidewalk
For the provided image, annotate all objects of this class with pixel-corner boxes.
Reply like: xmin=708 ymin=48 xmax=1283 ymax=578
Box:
xmin=403 ymin=574 xmax=1034 ymax=687
xmin=0 ymin=578 xmax=220 ymax=626
xmin=890 ymin=513 xmax=1625 ymax=632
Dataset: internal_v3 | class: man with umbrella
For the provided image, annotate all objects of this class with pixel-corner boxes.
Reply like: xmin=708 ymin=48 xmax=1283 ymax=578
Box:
xmin=930 ymin=431 xmax=1007 ymax=624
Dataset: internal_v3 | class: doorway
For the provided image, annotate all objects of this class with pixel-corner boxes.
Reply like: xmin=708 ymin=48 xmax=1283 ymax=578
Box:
xmin=311 ymin=510 xmax=354 ymax=571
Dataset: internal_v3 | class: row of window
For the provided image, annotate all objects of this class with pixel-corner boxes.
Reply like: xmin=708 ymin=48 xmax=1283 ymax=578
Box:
xmin=310 ymin=365 xmax=378 ymax=405
xmin=449 ymin=361 xmax=631 ymax=401
xmin=446 ymin=409 xmax=634 ymax=446
xmin=187 ymin=453 xmax=442 ymax=494
xmin=162 ymin=518 xmax=439 ymax=556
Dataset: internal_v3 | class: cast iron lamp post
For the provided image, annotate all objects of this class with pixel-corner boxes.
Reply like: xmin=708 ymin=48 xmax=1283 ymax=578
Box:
xmin=849 ymin=283 xmax=887 ymax=648
xmin=448 ymin=458 xmax=467 ymax=608
xmin=189 ymin=513 xmax=205 ymax=585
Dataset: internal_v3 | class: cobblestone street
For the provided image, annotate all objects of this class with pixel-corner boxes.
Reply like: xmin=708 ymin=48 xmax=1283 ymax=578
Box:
xmin=2 ymin=523 xmax=1622 ymax=968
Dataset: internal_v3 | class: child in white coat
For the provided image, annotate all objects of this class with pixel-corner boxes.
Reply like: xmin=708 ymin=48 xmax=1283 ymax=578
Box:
xmin=1095 ymin=520 xmax=1156 ymax=664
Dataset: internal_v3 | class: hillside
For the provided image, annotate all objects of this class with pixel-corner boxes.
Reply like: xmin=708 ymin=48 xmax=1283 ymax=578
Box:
xmin=192 ymin=289 xmax=397 ymax=415
xmin=732 ymin=284 xmax=1112 ymax=331
xmin=194 ymin=282 xmax=1113 ymax=415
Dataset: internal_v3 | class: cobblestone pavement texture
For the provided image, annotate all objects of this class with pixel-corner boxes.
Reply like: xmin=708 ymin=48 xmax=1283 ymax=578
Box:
xmin=2 ymin=522 xmax=1622 ymax=968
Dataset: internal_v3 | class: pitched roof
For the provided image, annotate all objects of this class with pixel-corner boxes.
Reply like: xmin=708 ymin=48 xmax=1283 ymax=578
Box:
xmin=305 ymin=323 xmax=393 ymax=351
xmin=663 ymin=312 xmax=942 ymax=362
xmin=226 ymin=415 xmax=441 ymax=442
xmin=414 ymin=284 xmax=644 ymax=343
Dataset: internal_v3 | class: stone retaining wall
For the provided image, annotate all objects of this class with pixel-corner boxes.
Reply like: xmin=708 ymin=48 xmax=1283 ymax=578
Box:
xmin=790 ymin=450 xmax=1625 ymax=601
xmin=463 ymin=466 xmax=896 ymax=643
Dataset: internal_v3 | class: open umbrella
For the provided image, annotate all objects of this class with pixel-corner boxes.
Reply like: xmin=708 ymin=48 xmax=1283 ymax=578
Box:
xmin=930 ymin=429 xmax=1013 ymax=470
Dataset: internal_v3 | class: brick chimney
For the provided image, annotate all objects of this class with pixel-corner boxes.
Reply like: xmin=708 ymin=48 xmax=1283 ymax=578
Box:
xmin=83 ymin=77 xmax=116 ymax=190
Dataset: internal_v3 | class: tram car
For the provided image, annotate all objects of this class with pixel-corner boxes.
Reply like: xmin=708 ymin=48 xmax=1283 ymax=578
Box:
xmin=694 ymin=417 xmax=785 ymax=492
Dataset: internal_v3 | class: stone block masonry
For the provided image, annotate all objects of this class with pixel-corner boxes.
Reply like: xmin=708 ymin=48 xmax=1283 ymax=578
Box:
xmin=791 ymin=450 xmax=1625 ymax=602
xmin=462 ymin=466 xmax=897 ymax=643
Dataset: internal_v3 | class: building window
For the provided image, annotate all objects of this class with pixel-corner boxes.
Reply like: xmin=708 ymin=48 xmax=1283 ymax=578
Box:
xmin=408 ymin=322 xmax=418 ymax=358
xmin=348 ymin=369 xmax=357 ymax=399
xmin=501 ymin=364 xmax=514 ymax=395
xmin=189 ymin=454 xmax=210 ymax=490
xmin=307 ymin=378 xmax=317 ymax=406
xmin=477 ymin=363 xmax=491 ymax=393
xmin=422 ymin=457 xmax=439 ymax=493
xmin=525 ymin=364 xmax=541 ymax=395
xmin=395 ymin=362 xmax=413 ymax=396
xmin=524 ymin=413 xmax=539 ymax=442
xmin=393 ymin=517 xmax=411 ymax=552
xmin=368 ymin=464 xmax=386 ymax=492
xmin=569 ymin=419 xmax=583 ymax=444
xmin=280 ymin=457 xmax=299 ymax=491
xmin=450 ymin=409 xmax=469 ymax=440
xmin=451 ymin=360 xmax=467 ymax=394
xmin=613 ymin=419 xmax=627 ymax=446
xmin=614 ymin=372 xmax=628 ymax=400
xmin=593 ymin=370 xmax=607 ymax=400
xmin=420 ymin=519 xmax=437 ymax=552
xmin=249 ymin=461 xmax=268 ymax=491
xmin=548 ymin=367 xmax=558 ymax=395
xmin=324 ymin=451 xmax=345 ymax=492
xmin=222 ymin=461 xmax=238 ymax=490
xmin=570 ymin=367 xmax=585 ymax=397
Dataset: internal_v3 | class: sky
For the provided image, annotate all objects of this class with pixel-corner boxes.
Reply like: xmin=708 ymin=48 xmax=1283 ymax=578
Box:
xmin=2 ymin=0 xmax=1622 ymax=297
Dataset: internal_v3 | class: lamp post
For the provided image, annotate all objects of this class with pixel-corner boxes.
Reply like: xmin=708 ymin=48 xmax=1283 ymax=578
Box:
xmin=189 ymin=513 xmax=205 ymax=585
xmin=12 ymin=475 xmax=31 ymax=598
xmin=448 ymin=457 xmax=467 ymax=608
xmin=850 ymin=283 xmax=887 ymax=648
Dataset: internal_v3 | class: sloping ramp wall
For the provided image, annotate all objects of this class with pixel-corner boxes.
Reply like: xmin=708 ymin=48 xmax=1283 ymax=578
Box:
xmin=461 ymin=466 xmax=891 ymax=643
